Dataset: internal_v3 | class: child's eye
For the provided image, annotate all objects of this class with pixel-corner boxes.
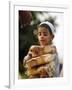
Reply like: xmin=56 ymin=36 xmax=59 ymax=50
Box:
xmin=38 ymin=32 xmax=48 ymax=36
xmin=38 ymin=32 xmax=41 ymax=36
xmin=43 ymin=33 xmax=48 ymax=36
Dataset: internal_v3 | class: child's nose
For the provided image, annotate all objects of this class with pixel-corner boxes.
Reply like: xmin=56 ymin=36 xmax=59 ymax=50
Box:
xmin=40 ymin=35 xmax=44 ymax=39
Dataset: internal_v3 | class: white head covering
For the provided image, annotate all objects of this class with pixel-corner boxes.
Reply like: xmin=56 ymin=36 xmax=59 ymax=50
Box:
xmin=39 ymin=21 xmax=55 ymax=35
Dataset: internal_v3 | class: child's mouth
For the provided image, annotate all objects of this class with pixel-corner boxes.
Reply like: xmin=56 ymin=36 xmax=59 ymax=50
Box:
xmin=40 ymin=40 xmax=45 ymax=43
xmin=40 ymin=40 xmax=45 ymax=42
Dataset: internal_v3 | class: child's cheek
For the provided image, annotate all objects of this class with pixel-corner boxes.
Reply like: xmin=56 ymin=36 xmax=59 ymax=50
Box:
xmin=38 ymin=36 xmax=40 ymax=40
xmin=38 ymin=37 xmax=41 ymax=43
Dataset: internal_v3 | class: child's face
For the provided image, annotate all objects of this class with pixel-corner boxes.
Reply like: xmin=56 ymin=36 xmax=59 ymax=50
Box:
xmin=38 ymin=27 xmax=53 ymax=46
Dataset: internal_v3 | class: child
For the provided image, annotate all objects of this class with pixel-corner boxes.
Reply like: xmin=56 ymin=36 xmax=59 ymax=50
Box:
xmin=23 ymin=21 xmax=59 ymax=78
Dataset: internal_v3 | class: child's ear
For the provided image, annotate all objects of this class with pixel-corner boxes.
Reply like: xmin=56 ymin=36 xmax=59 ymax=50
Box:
xmin=51 ymin=34 xmax=54 ymax=40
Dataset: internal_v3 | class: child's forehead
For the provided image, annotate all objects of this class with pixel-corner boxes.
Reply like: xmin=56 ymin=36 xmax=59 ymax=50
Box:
xmin=38 ymin=27 xmax=49 ymax=32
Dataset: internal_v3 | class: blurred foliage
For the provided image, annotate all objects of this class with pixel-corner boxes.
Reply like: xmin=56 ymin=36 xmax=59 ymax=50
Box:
xmin=19 ymin=11 xmax=57 ymax=77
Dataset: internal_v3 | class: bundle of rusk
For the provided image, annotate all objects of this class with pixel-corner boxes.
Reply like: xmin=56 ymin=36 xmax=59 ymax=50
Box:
xmin=24 ymin=45 xmax=56 ymax=78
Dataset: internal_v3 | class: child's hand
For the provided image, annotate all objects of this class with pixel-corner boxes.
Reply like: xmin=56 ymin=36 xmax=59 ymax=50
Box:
xmin=23 ymin=53 xmax=32 ymax=66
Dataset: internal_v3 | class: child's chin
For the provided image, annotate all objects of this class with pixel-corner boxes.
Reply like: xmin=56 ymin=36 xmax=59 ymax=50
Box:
xmin=39 ymin=42 xmax=45 ymax=45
